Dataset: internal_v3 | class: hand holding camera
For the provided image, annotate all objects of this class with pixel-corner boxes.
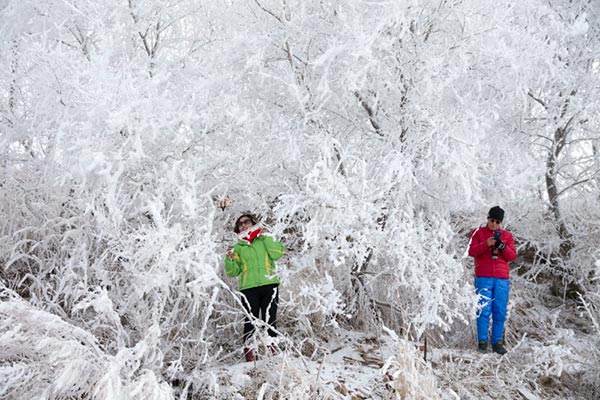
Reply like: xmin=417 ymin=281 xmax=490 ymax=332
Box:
xmin=491 ymin=231 xmax=504 ymax=259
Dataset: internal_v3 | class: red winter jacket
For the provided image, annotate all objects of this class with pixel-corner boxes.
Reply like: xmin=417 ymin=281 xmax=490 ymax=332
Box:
xmin=468 ymin=225 xmax=517 ymax=279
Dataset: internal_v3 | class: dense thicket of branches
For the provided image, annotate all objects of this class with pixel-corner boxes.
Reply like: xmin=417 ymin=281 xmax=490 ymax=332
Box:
xmin=1 ymin=0 xmax=598 ymax=398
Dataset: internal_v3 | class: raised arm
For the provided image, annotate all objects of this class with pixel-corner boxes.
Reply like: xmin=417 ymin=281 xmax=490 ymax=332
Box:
xmin=224 ymin=250 xmax=242 ymax=277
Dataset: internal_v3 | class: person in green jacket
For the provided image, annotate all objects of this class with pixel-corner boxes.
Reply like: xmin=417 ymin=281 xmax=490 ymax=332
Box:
xmin=225 ymin=213 xmax=286 ymax=361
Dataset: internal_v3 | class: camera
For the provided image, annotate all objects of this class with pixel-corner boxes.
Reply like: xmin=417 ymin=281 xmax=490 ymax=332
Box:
xmin=491 ymin=231 xmax=505 ymax=259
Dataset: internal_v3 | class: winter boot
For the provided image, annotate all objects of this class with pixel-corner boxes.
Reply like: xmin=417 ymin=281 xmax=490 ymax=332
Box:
xmin=492 ymin=341 xmax=507 ymax=355
xmin=478 ymin=340 xmax=488 ymax=352
xmin=244 ymin=348 xmax=256 ymax=362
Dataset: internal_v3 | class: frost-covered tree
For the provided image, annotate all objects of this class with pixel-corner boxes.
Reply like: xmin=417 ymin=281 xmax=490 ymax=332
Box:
xmin=1 ymin=0 xmax=599 ymax=398
xmin=521 ymin=1 xmax=600 ymax=298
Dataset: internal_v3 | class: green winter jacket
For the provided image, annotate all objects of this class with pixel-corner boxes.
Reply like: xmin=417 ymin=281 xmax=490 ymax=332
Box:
xmin=224 ymin=235 xmax=286 ymax=291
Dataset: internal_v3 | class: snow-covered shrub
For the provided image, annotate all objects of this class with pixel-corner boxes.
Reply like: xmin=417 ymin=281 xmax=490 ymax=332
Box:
xmin=578 ymin=289 xmax=600 ymax=396
xmin=1 ymin=0 xmax=599 ymax=398
xmin=0 ymin=288 xmax=173 ymax=400
xmin=381 ymin=327 xmax=442 ymax=399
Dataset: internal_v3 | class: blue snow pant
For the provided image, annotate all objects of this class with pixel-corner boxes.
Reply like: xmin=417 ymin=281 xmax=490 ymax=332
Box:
xmin=474 ymin=277 xmax=510 ymax=344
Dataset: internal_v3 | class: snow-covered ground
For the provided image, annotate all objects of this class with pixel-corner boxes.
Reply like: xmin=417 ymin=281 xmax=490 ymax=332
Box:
xmin=172 ymin=276 xmax=598 ymax=399
xmin=195 ymin=328 xmax=436 ymax=399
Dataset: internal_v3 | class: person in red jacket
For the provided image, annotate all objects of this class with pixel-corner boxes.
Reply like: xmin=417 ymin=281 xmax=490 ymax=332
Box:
xmin=468 ymin=206 xmax=517 ymax=355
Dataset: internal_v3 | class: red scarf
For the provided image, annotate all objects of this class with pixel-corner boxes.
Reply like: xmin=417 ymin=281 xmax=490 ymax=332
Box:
xmin=238 ymin=227 xmax=262 ymax=244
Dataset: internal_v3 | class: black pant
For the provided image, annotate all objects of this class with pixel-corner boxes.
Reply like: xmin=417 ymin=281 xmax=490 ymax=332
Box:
xmin=240 ymin=284 xmax=279 ymax=343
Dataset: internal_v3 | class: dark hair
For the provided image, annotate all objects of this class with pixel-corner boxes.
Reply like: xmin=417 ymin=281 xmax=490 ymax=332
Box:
xmin=233 ymin=214 xmax=257 ymax=233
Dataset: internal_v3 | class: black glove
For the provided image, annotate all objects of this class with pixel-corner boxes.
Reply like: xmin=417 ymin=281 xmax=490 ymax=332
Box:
xmin=496 ymin=240 xmax=506 ymax=252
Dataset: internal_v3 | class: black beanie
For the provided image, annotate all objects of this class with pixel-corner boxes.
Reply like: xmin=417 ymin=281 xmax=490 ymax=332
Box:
xmin=487 ymin=206 xmax=505 ymax=221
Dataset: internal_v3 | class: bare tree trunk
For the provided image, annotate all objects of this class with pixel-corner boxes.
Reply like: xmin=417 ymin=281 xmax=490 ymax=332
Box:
xmin=129 ymin=0 xmax=161 ymax=78
xmin=9 ymin=39 xmax=18 ymax=113
xmin=545 ymin=110 xmax=583 ymax=298
xmin=545 ymin=125 xmax=572 ymax=246
xmin=354 ymin=91 xmax=383 ymax=137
